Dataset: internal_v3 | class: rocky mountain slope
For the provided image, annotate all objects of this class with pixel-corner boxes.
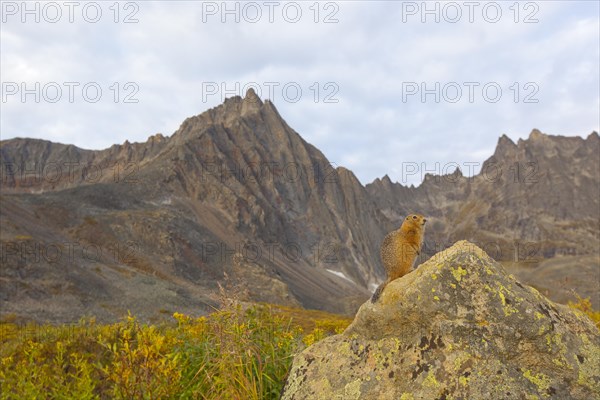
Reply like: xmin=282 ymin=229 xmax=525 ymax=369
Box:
xmin=1 ymin=90 xmax=598 ymax=323
xmin=1 ymin=90 xmax=387 ymax=322
xmin=367 ymin=130 xmax=600 ymax=261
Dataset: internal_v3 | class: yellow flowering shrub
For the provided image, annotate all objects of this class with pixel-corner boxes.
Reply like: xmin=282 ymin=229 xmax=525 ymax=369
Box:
xmin=0 ymin=303 xmax=351 ymax=399
xmin=568 ymin=296 xmax=600 ymax=329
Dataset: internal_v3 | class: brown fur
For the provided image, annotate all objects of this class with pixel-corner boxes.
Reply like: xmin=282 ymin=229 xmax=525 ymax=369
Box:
xmin=371 ymin=214 xmax=427 ymax=302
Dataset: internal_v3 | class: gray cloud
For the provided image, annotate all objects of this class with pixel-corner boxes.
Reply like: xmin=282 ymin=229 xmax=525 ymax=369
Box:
xmin=1 ymin=1 xmax=598 ymax=186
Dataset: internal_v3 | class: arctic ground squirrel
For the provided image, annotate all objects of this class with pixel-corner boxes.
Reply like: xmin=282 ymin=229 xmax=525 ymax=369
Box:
xmin=371 ymin=214 xmax=427 ymax=303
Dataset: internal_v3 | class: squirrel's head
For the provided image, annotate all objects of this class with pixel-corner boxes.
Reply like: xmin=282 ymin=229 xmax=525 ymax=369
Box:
xmin=402 ymin=214 xmax=427 ymax=229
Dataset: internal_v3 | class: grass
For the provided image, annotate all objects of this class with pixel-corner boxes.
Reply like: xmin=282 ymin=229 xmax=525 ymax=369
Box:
xmin=3 ymin=293 xmax=594 ymax=399
xmin=568 ymin=295 xmax=600 ymax=329
xmin=0 ymin=302 xmax=352 ymax=399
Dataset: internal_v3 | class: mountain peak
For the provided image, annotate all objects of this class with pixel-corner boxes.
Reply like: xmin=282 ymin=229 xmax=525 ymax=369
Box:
xmin=175 ymin=87 xmax=270 ymax=135
xmin=149 ymin=133 xmax=166 ymax=142
xmin=498 ymin=133 xmax=516 ymax=147
xmin=529 ymin=128 xmax=544 ymax=140
xmin=451 ymin=166 xmax=463 ymax=177
xmin=244 ymin=87 xmax=261 ymax=103
xmin=490 ymin=133 xmax=517 ymax=159
xmin=241 ymin=87 xmax=263 ymax=116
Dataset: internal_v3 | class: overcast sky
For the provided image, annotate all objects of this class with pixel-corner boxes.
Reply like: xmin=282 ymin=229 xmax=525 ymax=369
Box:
xmin=2 ymin=1 xmax=598 ymax=185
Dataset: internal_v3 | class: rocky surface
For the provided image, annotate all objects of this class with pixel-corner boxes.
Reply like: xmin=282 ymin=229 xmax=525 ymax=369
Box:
xmin=281 ymin=241 xmax=600 ymax=400
xmin=367 ymin=130 xmax=600 ymax=261
xmin=1 ymin=89 xmax=598 ymax=323
xmin=0 ymin=89 xmax=382 ymax=322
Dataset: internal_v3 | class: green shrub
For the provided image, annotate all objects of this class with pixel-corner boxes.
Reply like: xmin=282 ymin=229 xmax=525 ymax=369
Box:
xmin=0 ymin=304 xmax=350 ymax=399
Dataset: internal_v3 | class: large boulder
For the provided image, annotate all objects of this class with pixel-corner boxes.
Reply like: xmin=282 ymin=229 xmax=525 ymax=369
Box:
xmin=281 ymin=241 xmax=600 ymax=399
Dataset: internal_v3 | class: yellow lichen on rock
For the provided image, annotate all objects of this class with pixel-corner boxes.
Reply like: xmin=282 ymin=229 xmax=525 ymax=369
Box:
xmin=451 ymin=266 xmax=467 ymax=282
xmin=522 ymin=369 xmax=552 ymax=395
xmin=281 ymin=241 xmax=600 ymax=400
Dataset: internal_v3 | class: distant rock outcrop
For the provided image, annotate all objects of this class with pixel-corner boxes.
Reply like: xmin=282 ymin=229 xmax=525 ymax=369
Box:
xmin=281 ymin=241 xmax=600 ymax=399
xmin=366 ymin=130 xmax=600 ymax=261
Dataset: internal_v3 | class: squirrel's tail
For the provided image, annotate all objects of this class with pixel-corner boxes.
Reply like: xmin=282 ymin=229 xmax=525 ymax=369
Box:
xmin=370 ymin=281 xmax=387 ymax=303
